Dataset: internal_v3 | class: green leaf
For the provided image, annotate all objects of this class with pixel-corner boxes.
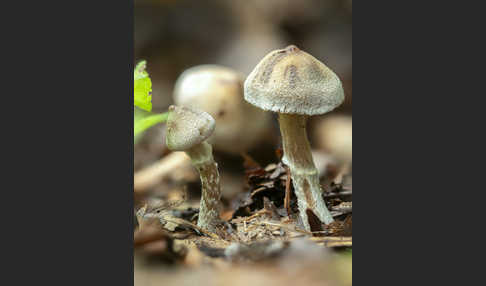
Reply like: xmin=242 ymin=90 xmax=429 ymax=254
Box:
xmin=134 ymin=108 xmax=168 ymax=142
xmin=134 ymin=60 xmax=152 ymax=112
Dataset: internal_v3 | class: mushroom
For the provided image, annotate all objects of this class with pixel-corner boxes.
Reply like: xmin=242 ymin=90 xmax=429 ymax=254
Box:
xmin=244 ymin=45 xmax=344 ymax=230
xmin=173 ymin=65 xmax=271 ymax=154
xmin=165 ymin=105 xmax=222 ymax=232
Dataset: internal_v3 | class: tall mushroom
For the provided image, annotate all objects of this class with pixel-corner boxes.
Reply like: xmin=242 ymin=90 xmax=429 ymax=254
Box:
xmin=173 ymin=65 xmax=271 ymax=154
xmin=244 ymin=45 xmax=345 ymax=230
xmin=165 ymin=105 xmax=222 ymax=232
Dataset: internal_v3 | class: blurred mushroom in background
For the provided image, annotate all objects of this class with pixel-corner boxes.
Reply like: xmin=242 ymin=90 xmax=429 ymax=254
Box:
xmin=312 ymin=115 xmax=352 ymax=165
xmin=173 ymin=65 xmax=272 ymax=155
xmin=312 ymin=150 xmax=338 ymax=178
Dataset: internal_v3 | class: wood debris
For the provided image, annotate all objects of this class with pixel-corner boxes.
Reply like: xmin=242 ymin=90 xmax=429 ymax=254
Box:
xmin=134 ymin=157 xmax=352 ymax=270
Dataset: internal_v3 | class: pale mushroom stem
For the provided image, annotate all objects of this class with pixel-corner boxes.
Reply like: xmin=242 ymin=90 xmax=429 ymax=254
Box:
xmin=278 ymin=113 xmax=334 ymax=230
xmin=185 ymin=141 xmax=222 ymax=232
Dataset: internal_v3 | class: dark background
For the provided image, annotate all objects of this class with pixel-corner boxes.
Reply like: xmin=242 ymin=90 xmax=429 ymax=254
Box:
xmin=135 ymin=0 xmax=351 ymax=114
xmin=134 ymin=0 xmax=352 ymax=172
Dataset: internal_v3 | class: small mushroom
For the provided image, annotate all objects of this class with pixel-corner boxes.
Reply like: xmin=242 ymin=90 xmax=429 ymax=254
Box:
xmin=173 ymin=65 xmax=271 ymax=154
xmin=244 ymin=45 xmax=344 ymax=230
xmin=165 ymin=105 xmax=222 ymax=232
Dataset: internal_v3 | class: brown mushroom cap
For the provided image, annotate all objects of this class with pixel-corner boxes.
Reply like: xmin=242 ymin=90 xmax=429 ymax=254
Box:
xmin=165 ymin=105 xmax=215 ymax=151
xmin=244 ymin=45 xmax=345 ymax=115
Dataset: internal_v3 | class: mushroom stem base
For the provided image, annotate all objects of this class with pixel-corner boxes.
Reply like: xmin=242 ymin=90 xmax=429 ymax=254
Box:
xmin=186 ymin=142 xmax=222 ymax=232
xmin=278 ymin=113 xmax=334 ymax=230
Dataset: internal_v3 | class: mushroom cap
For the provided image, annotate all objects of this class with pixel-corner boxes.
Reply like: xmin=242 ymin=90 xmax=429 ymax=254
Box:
xmin=174 ymin=66 xmax=245 ymax=112
xmin=165 ymin=105 xmax=215 ymax=151
xmin=244 ymin=45 xmax=345 ymax=116
xmin=173 ymin=65 xmax=271 ymax=154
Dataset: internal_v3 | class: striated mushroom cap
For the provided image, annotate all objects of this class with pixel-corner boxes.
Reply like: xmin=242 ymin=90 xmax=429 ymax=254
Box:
xmin=244 ymin=45 xmax=345 ymax=116
xmin=165 ymin=105 xmax=215 ymax=151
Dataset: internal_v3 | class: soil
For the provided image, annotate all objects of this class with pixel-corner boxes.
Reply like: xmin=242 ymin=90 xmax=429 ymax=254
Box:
xmin=134 ymin=152 xmax=352 ymax=286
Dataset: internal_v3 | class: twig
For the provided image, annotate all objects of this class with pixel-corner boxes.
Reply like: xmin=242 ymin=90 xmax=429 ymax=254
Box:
xmin=284 ymin=165 xmax=292 ymax=215
xmin=331 ymin=202 xmax=352 ymax=217
xmin=259 ymin=220 xmax=312 ymax=236
xmin=162 ymin=216 xmax=220 ymax=240
xmin=134 ymin=152 xmax=191 ymax=193
xmin=310 ymin=236 xmax=352 ymax=247
xmin=324 ymin=190 xmax=352 ymax=198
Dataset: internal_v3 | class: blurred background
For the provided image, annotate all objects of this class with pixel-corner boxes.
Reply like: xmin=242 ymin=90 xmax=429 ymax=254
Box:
xmin=134 ymin=0 xmax=351 ymax=285
xmin=135 ymin=0 xmax=352 ymax=166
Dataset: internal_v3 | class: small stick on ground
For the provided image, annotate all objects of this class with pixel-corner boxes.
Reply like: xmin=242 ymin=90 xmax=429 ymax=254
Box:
xmin=259 ymin=221 xmax=312 ymax=236
xmin=310 ymin=236 xmax=352 ymax=247
xmin=284 ymin=165 xmax=292 ymax=216
xmin=162 ymin=216 xmax=220 ymax=240
xmin=134 ymin=152 xmax=192 ymax=193
xmin=324 ymin=190 xmax=352 ymax=198
xmin=240 ymin=208 xmax=273 ymax=223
